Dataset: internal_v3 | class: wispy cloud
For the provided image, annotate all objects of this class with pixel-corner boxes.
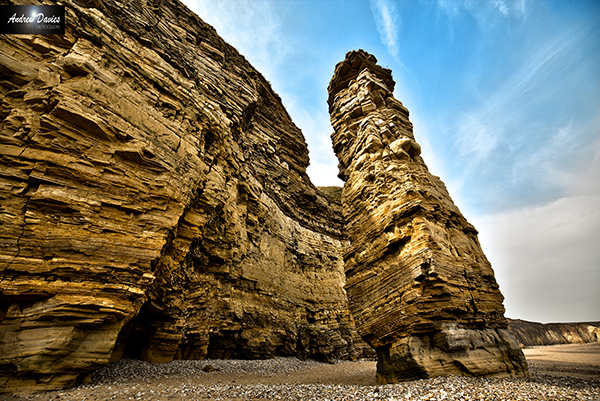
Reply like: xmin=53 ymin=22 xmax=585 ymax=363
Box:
xmin=435 ymin=0 xmax=461 ymax=38
xmin=369 ymin=0 xmax=426 ymax=103
xmin=447 ymin=16 xmax=600 ymax=211
xmin=434 ymin=0 xmax=528 ymax=36
xmin=472 ymin=0 xmax=529 ymax=24
xmin=369 ymin=0 xmax=402 ymax=63
xmin=493 ymin=0 xmax=510 ymax=17
xmin=513 ymin=119 xmax=600 ymax=199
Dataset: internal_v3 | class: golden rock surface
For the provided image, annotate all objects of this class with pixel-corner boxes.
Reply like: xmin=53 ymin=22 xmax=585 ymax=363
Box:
xmin=328 ymin=50 xmax=529 ymax=383
xmin=0 ymin=0 xmax=370 ymax=392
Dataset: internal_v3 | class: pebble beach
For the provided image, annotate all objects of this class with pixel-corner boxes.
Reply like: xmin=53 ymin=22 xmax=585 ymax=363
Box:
xmin=2 ymin=343 xmax=599 ymax=401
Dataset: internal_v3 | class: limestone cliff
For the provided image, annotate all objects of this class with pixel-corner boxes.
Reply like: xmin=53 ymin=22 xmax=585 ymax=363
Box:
xmin=508 ymin=319 xmax=600 ymax=348
xmin=328 ymin=50 xmax=529 ymax=383
xmin=0 ymin=0 xmax=369 ymax=392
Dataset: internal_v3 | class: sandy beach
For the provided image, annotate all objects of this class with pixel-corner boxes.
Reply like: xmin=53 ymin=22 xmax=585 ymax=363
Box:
xmin=2 ymin=343 xmax=599 ymax=401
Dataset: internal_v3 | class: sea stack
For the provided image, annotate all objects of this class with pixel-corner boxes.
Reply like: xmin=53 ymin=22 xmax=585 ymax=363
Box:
xmin=327 ymin=50 xmax=529 ymax=383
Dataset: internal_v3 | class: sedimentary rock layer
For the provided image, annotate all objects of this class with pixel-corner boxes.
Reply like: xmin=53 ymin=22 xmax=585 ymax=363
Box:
xmin=328 ymin=50 xmax=529 ymax=383
xmin=0 ymin=0 xmax=368 ymax=392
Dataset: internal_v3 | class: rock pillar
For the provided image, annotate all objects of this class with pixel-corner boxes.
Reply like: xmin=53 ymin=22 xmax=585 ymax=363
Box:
xmin=328 ymin=50 xmax=529 ymax=383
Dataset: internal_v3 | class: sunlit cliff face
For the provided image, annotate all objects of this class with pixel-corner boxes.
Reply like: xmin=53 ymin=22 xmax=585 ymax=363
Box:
xmin=328 ymin=50 xmax=529 ymax=383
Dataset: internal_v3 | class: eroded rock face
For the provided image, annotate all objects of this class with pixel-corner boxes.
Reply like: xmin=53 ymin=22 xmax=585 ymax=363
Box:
xmin=328 ymin=50 xmax=529 ymax=383
xmin=0 ymin=0 xmax=369 ymax=392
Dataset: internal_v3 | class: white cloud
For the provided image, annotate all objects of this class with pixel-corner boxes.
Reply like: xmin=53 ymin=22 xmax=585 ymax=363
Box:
xmin=474 ymin=193 xmax=600 ymax=323
xmin=288 ymin=104 xmax=343 ymax=187
xmin=369 ymin=0 xmax=402 ymax=63
xmin=307 ymin=162 xmax=344 ymax=187
xmin=493 ymin=0 xmax=510 ymax=17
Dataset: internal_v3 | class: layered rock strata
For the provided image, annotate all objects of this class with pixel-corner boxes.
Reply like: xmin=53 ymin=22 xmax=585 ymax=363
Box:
xmin=0 ymin=0 xmax=369 ymax=392
xmin=328 ymin=50 xmax=529 ymax=383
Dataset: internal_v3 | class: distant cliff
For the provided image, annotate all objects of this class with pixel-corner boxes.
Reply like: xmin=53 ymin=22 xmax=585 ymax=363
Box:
xmin=508 ymin=319 xmax=600 ymax=347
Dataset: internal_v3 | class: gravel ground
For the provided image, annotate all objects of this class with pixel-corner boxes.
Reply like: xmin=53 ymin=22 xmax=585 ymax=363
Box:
xmin=1 ymin=344 xmax=599 ymax=401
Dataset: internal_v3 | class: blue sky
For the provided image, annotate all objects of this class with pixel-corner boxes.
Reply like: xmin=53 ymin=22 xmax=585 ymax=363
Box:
xmin=182 ymin=0 xmax=599 ymax=323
